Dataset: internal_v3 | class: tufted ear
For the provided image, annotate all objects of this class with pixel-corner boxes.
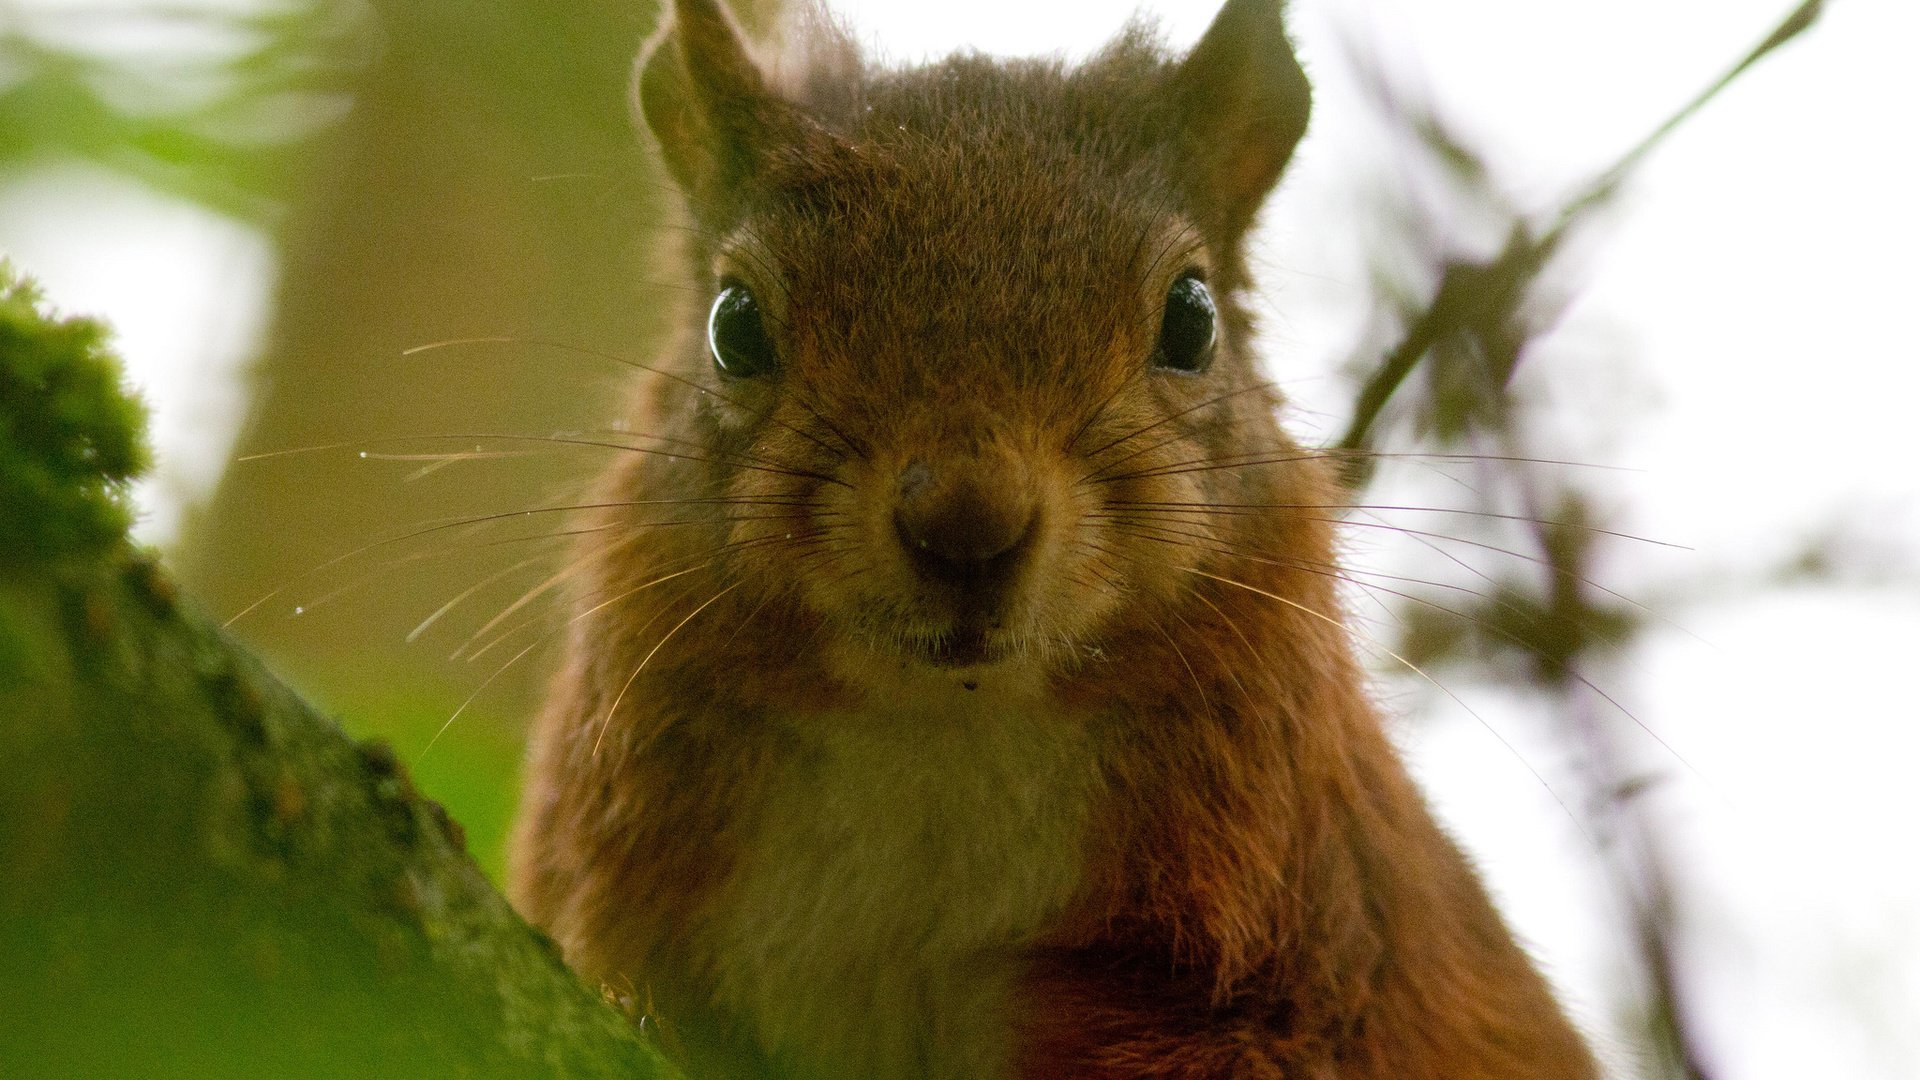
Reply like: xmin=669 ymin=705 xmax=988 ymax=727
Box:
xmin=1170 ymin=0 xmax=1313 ymax=243
xmin=635 ymin=0 xmax=817 ymax=224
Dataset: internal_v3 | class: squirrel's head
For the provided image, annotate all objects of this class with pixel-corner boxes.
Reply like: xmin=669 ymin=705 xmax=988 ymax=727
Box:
xmin=633 ymin=0 xmax=1313 ymax=672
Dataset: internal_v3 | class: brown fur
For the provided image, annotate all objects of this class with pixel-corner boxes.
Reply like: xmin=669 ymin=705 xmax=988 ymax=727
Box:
xmin=509 ymin=1 xmax=1601 ymax=1076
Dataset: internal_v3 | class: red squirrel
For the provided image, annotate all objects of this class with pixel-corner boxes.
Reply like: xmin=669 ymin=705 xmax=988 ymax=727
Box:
xmin=508 ymin=0 xmax=1601 ymax=1076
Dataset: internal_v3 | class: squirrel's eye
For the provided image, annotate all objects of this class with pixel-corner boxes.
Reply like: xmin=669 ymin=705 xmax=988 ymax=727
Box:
xmin=1151 ymin=274 xmax=1216 ymax=374
xmin=708 ymin=282 xmax=778 ymax=378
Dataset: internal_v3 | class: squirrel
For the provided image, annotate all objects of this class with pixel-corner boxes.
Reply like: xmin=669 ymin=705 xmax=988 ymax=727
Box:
xmin=507 ymin=0 xmax=1602 ymax=1077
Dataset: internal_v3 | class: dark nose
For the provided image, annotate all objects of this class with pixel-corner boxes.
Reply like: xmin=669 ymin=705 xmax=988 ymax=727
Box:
xmin=893 ymin=457 xmax=1037 ymax=586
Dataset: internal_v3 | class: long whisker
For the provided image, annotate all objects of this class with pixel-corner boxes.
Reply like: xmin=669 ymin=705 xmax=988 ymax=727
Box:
xmin=459 ymin=530 xmax=799 ymax=663
xmin=1091 ymin=448 xmax=1320 ymax=485
xmin=1316 ymin=447 xmax=1645 ymax=472
xmin=357 ymin=449 xmax=544 ymax=463
xmin=240 ymin=431 xmax=848 ymax=489
xmin=594 ymin=581 xmax=745 ymax=757
xmin=1102 ymin=519 xmax=1522 ymax=612
xmin=1103 ymin=503 xmax=1676 ymax=632
xmin=1350 ymin=506 xmax=1503 ymax=593
xmin=578 ymin=426 xmax=791 ymax=471
xmin=425 ymin=636 xmax=548 ymax=756
xmin=1151 ymin=621 xmax=1211 ymax=716
xmin=1180 ymin=565 xmax=1591 ymax=840
xmin=459 ymin=555 xmax=692 ymax=665
xmin=1168 ymin=600 xmax=1261 ymax=716
xmin=1096 ymin=448 xmax=1641 ymax=487
xmin=423 ymin=562 xmax=718 ymax=756
xmin=1108 ymin=513 xmax=1712 ymax=790
xmin=400 ymin=336 xmax=854 ymax=467
xmin=286 ymin=550 xmax=442 ymax=619
xmin=717 ymin=588 xmax=781 ymax=653
xmin=784 ymin=390 xmax=872 ymax=461
xmin=1105 ymin=513 xmax=1679 ymax=682
xmin=222 ymin=497 xmax=816 ymax=629
xmin=1185 ymin=586 xmax=1267 ymax=688
xmin=1077 ymin=381 xmax=1277 ymax=469
xmin=1473 ymin=425 xmax=1725 ymax=792
xmin=428 ymin=546 xmax=734 ymax=759
xmin=1299 ymin=539 xmax=1714 ymax=795
xmin=1063 ymin=375 xmax=1133 ymax=457
xmin=1321 ymin=517 xmax=1687 ymax=623
xmin=407 ymin=552 xmax=551 ymax=644
xmin=1106 ymin=499 xmax=1687 ymax=549
xmin=1101 ymin=522 xmax=1444 ymax=632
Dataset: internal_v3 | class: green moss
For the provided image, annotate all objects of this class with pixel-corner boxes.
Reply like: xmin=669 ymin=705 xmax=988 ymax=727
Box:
xmin=0 ymin=262 xmax=150 ymax=566
xmin=0 ymin=267 xmax=680 ymax=1077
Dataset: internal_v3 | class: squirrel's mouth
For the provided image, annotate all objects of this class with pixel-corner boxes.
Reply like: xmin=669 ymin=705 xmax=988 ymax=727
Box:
xmin=915 ymin=636 xmax=987 ymax=668
xmin=876 ymin=596 xmax=1060 ymax=669
xmin=909 ymin=623 xmax=999 ymax=668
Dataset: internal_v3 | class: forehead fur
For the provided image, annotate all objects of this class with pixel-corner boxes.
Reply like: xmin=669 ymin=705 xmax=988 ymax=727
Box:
xmin=733 ymin=31 xmax=1201 ymax=401
xmin=763 ymin=25 xmax=1184 ymax=235
xmin=645 ymin=0 xmax=1309 ymax=254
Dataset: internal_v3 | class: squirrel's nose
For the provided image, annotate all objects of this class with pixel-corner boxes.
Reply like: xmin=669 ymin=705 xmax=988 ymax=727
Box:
xmin=893 ymin=457 xmax=1037 ymax=586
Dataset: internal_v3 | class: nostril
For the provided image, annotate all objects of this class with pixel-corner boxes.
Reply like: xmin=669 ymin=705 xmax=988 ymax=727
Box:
xmin=894 ymin=504 xmax=1032 ymax=569
xmin=894 ymin=467 xmax=1036 ymax=584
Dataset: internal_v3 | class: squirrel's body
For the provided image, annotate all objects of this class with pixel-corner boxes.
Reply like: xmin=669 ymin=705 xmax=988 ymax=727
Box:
xmin=509 ymin=2 xmax=1601 ymax=1076
xmin=670 ymin=669 xmax=1096 ymax=1077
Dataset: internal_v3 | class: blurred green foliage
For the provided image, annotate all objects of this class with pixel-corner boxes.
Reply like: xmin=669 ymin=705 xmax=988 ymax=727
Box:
xmin=0 ymin=0 xmax=369 ymax=219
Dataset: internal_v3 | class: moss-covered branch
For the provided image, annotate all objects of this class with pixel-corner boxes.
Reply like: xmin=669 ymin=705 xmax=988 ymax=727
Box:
xmin=0 ymin=267 xmax=679 ymax=1079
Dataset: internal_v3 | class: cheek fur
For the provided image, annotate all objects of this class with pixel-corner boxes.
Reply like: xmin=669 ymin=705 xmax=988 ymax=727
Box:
xmin=715 ymin=419 xmax=854 ymax=609
xmin=712 ymin=376 xmax=1252 ymax=668
xmin=1076 ymin=455 xmax=1216 ymax=617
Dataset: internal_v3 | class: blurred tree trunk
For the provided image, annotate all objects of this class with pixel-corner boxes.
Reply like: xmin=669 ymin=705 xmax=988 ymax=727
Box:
xmin=172 ymin=0 xmax=675 ymax=711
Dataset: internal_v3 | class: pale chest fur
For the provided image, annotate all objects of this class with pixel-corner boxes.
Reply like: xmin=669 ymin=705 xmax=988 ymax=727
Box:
xmin=686 ymin=670 xmax=1101 ymax=1080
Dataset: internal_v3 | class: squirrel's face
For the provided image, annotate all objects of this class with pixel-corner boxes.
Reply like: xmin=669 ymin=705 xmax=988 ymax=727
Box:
xmin=635 ymin=0 xmax=1312 ymax=672
xmin=701 ymin=158 xmax=1281 ymax=670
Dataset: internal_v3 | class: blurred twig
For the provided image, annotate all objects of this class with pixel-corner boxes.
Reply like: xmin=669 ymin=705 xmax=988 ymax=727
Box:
xmin=1335 ymin=4 xmax=1826 ymax=1078
xmin=1335 ymin=0 xmax=1825 ymax=491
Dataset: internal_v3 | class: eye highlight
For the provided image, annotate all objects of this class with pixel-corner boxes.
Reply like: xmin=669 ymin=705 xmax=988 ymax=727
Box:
xmin=1152 ymin=274 xmax=1216 ymax=374
xmin=707 ymin=281 xmax=778 ymax=378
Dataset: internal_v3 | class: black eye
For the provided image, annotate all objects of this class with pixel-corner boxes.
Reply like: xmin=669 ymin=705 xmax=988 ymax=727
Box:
xmin=707 ymin=281 xmax=778 ymax=378
xmin=1152 ymin=274 xmax=1216 ymax=374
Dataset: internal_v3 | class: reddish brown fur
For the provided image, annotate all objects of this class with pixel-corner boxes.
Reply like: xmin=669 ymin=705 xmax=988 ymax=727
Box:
xmin=510 ymin=1 xmax=1601 ymax=1076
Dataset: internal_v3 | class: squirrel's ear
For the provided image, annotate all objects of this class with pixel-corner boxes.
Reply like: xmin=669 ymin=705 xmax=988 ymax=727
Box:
xmin=635 ymin=0 xmax=812 ymax=220
xmin=1171 ymin=0 xmax=1312 ymax=242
